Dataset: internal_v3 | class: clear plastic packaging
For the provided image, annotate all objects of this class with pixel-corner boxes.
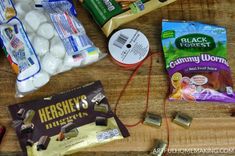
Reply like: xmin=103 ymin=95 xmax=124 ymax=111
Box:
xmin=0 ymin=0 xmax=106 ymax=97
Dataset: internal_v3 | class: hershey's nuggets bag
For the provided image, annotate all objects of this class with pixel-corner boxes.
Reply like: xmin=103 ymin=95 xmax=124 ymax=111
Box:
xmin=9 ymin=81 xmax=129 ymax=156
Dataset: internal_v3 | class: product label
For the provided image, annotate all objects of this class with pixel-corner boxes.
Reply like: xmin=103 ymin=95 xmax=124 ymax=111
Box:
xmin=108 ymin=29 xmax=149 ymax=65
xmin=96 ymin=128 xmax=120 ymax=141
xmin=0 ymin=18 xmax=40 ymax=81
xmin=190 ymin=75 xmax=208 ymax=86
xmin=162 ymin=23 xmax=228 ymax=70
xmin=0 ymin=0 xmax=16 ymax=24
xmin=130 ymin=0 xmax=145 ymax=14
xmin=81 ymin=0 xmax=147 ymax=26
xmin=175 ymin=33 xmax=216 ymax=51
xmin=42 ymin=0 xmax=93 ymax=56
xmin=82 ymin=0 xmax=123 ymax=26
xmin=35 ymin=0 xmax=76 ymax=15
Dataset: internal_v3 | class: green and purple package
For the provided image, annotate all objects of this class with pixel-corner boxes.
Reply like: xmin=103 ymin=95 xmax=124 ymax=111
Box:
xmin=162 ymin=20 xmax=235 ymax=103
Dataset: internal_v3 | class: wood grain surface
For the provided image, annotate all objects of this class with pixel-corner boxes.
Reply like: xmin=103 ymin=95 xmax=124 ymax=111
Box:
xmin=1 ymin=0 xmax=235 ymax=155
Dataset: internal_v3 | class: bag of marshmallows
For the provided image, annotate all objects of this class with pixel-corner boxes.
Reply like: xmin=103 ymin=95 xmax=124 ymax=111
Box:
xmin=0 ymin=0 xmax=105 ymax=97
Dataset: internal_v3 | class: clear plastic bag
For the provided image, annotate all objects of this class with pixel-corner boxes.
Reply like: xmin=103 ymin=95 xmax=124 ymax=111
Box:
xmin=0 ymin=0 xmax=106 ymax=97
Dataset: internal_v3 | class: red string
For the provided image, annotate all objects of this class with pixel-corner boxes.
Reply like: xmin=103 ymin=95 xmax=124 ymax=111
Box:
xmin=114 ymin=53 xmax=156 ymax=127
xmin=113 ymin=52 xmax=171 ymax=155
xmin=164 ymin=99 xmax=170 ymax=156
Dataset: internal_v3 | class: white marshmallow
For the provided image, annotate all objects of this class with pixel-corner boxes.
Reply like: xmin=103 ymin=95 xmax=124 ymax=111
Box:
xmin=25 ymin=10 xmax=47 ymax=31
xmin=50 ymin=36 xmax=66 ymax=59
xmin=33 ymin=71 xmax=50 ymax=88
xmin=17 ymin=78 xmax=36 ymax=93
xmin=82 ymin=49 xmax=100 ymax=65
xmin=37 ymin=23 xmax=54 ymax=40
xmin=22 ymin=20 xmax=34 ymax=33
xmin=33 ymin=36 xmax=49 ymax=56
xmin=38 ymin=12 xmax=48 ymax=23
xmin=15 ymin=2 xmax=31 ymax=19
xmin=41 ymin=53 xmax=62 ymax=75
xmin=64 ymin=54 xmax=83 ymax=67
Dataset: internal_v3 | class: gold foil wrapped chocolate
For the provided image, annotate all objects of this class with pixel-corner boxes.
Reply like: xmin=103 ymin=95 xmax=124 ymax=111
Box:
xmin=173 ymin=112 xmax=193 ymax=128
xmin=151 ymin=140 xmax=167 ymax=156
xmin=94 ymin=103 xmax=109 ymax=114
xmin=144 ymin=113 xmax=162 ymax=127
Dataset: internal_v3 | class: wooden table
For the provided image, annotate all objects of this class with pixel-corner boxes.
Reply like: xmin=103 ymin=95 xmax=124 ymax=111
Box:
xmin=1 ymin=0 xmax=235 ymax=155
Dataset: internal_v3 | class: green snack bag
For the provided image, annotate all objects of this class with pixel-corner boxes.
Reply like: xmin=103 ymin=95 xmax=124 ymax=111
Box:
xmin=80 ymin=0 xmax=176 ymax=37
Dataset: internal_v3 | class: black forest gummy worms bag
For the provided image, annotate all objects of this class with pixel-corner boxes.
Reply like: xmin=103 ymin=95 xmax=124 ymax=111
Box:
xmin=162 ymin=20 xmax=235 ymax=103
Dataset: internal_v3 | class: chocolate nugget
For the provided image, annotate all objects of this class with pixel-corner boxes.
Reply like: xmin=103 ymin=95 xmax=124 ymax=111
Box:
xmin=91 ymin=93 xmax=105 ymax=103
xmin=95 ymin=116 xmax=107 ymax=126
xmin=144 ymin=113 xmax=162 ymax=128
xmin=173 ymin=112 xmax=192 ymax=128
xmin=21 ymin=123 xmax=34 ymax=134
xmin=64 ymin=129 xmax=79 ymax=139
xmin=61 ymin=122 xmax=75 ymax=133
xmin=26 ymin=139 xmax=34 ymax=146
xmin=17 ymin=108 xmax=25 ymax=118
xmin=94 ymin=103 xmax=109 ymax=113
xmin=151 ymin=140 xmax=167 ymax=156
xmin=23 ymin=110 xmax=35 ymax=124
xmin=37 ymin=136 xmax=50 ymax=151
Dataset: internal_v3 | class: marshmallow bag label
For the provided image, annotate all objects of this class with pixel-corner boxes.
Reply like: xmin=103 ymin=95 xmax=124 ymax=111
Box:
xmin=0 ymin=0 xmax=105 ymax=97
xmin=42 ymin=0 xmax=93 ymax=56
xmin=162 ymin=20 xmax=235 ymax=103
xmin=0 ymin=18 xmax=40 ymax=81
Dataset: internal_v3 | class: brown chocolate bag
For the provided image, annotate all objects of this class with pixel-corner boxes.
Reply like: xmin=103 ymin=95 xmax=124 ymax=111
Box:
xmin=9 ymin=81 xmax=129 ymax=156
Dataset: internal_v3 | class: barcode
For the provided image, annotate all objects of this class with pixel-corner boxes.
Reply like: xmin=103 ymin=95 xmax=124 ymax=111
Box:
xmin=113 ymin=34 xmax=128 ymax=49
xmin=96 ymin=129 xmax=120 ymax=142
